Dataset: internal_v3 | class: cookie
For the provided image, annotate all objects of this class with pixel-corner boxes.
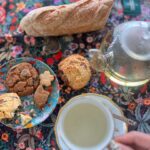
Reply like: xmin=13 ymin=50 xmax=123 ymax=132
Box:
xmin=34 ymin=85 xmax=49 ymax=109
xmin=58 ymin=54 xmax=91 ymax=90
xmin=40 ymin=71 xmax=54 ymax=87
xmin=5 ymin=62 xmax=39 ymax=96
xmin=0 ymin=93 xmax=21 ymax=120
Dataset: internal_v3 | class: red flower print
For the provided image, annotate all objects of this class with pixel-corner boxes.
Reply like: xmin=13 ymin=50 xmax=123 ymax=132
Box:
xmin=9 ymin=4 xmax=15 ymax=9
xmin=140 ymin=84 xmax=147 ymax=94
xmin=51 ymin=140 xmax=55 ymax=146
xmin=53 ymin=51 xmax=62 ymax=61
xmin=47 ymin=58 xmax=54 ymax=65
xmin=143 ymin=98 xmax=150 ymax=106
xmin=35 ymin=148 xmax=43 ymax=150
xmin=128 ymin=102 xmax=136 ymax=111
xmin=36 ymin=130 xmax=43 ymax=140
xmin=35 ymin=57 xmax=43 ymax=62
xmin=12 ymin=17 xmax=17 ymax=23
xmin=10 ymin=25 xmax=16 ymax=31
xmin=1 ymin=1 xmax=6 ymax=7
xmin=1 ymin=133 xmax=9 ymax=142
xmin=10 ymin=12 xmax=15 ymax=16
xmin=34 ymin=3 xmax=43 ymax=8
xmin=5 ymin=34 xmax=13 ymax=43
xmin=100 ymin=72 xmax=107 ymax=85
xmin=24 ymin=35 xmax=30 ymax=45
xmin=0 ymin=6 xmax=6 ymax=24
xmin=24 ymin=36 xmax=36 ymax=45
xmin=18 ymin=142 xmax=25 ymax=149
xmin=29 ymin=61 xmax=36 ymax=65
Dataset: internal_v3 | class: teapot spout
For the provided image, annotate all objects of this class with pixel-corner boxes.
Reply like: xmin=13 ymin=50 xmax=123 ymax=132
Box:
xmin=89 ymin=49 xmax=113 ymax=72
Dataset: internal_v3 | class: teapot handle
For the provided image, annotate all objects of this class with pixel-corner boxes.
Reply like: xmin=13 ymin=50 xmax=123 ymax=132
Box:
xmin=88 ymin=31 xmax=114 ymax=72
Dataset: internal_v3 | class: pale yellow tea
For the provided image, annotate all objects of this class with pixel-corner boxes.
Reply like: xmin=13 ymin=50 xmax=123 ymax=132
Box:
xmin=63 ymin=103 xmax=108 ymax=147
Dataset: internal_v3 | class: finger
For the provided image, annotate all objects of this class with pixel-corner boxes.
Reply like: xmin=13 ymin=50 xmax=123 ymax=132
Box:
xmin=115 ymin=131 xmax=150 ymax=149
xmin=117 ymin=143 xmax=134 ymax=150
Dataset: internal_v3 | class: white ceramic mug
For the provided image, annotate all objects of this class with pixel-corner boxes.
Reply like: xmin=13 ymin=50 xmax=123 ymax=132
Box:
xmin=56 ymin=97 xmax=115 ymax=150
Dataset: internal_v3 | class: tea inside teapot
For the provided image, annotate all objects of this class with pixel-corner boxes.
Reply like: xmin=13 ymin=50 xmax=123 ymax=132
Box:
xmin=89 ymin=21 xmax=150 ymax=86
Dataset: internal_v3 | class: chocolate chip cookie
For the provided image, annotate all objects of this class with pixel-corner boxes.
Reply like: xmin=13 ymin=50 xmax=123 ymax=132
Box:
xmin=5 ymin=62 xmax=39 ymax=96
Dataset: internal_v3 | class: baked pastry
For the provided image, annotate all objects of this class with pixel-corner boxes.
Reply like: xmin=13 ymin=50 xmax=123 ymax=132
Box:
xmin=40 ymin=71 xmax=54 ymax=87
xmin=5 ymin=62 xmax=39 ymax=96
xmin=34 ymin=85 xmax=49 ymax=109
xmin=0 ymin=93 xmax=21 ymax=120
xmin=19 ymin=0 xmax=113 ymax=37
xmin=58 ymin=54 xmax=91 ymax=90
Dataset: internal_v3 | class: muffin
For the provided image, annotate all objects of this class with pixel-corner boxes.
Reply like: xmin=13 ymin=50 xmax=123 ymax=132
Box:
xmin=5 ymin=62 xmax=39 ymax=96
xmin=58 ymin=54 xmax=91 ymax=90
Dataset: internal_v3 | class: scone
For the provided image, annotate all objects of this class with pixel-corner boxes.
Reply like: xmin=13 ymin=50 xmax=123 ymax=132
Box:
xmin=0 ymin=93 xmax=21 ymax=120
xmin=5 ymin=62 xmax=39 ymax=96
xmin=58 ymin=54 xmax=91 ymax=90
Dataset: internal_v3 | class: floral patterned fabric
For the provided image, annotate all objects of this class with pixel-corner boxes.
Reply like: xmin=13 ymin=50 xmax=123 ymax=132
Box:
xmin=0 ymin=0 xmax=150 ymax=150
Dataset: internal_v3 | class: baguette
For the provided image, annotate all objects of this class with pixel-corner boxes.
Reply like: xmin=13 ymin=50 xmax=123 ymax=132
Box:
xmin=20 ymin=0 xmax=113 ymax=37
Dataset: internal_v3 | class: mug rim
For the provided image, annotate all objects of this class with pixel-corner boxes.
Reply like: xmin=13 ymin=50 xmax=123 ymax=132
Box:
xmin=57 ymin=96 xmax=114 ymax=150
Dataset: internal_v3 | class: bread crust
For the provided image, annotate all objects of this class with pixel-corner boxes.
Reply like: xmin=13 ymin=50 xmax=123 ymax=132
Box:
xmin=20 ymin=0 xmax=113 ymax=37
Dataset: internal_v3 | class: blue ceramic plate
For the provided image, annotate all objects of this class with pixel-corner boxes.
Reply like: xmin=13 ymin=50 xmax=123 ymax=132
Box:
xmin=0 ymin=57 xmax=59 ymax=129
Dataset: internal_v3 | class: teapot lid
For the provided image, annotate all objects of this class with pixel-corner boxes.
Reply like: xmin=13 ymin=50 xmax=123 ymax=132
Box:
xmin=120 ymin=21 xmax=150 ymax=61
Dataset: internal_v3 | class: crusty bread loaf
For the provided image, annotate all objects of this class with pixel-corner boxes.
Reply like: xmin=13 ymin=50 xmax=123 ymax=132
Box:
xmin=58 ymin=54 xmax=91 ymax=90
xmin=20 ymin=0 xmax=113 ymax=37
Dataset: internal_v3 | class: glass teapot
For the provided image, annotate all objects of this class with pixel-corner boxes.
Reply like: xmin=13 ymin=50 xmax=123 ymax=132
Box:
xmin=89 ymin=21 xmax=150 ymax=86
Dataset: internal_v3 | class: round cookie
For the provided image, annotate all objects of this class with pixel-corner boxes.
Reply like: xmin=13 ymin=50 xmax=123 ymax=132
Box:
xmin=58 ymin=54 xmax=91 ymax=90
xmin=5 ymin=62 xmax=39 ymax=96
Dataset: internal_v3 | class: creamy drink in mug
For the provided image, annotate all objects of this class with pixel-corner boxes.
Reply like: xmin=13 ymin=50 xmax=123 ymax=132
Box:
xmin=56 ymin=97 xmax=115 ymax=150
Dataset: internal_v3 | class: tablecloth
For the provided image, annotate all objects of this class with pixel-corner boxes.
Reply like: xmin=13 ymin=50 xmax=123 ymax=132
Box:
xmin=0 ymin=0 xmax=150 ymax=150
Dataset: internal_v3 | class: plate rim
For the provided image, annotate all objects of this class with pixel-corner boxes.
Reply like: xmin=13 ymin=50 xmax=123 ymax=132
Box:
xmin=0 ymin=57 xmax=60 ymax=129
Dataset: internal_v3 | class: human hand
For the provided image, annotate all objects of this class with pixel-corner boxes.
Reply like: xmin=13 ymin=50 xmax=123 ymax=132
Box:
xmin=115 ymin=131 xmax=150 ymax=150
